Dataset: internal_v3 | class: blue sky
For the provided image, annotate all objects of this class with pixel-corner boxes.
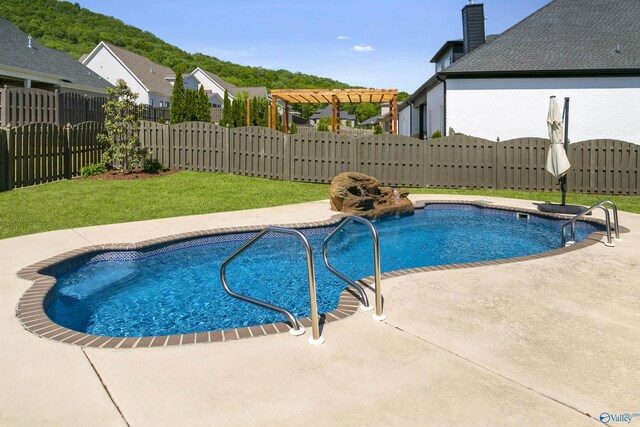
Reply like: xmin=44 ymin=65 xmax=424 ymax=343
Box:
xmin=74 ymin=0 xmax=550 ymax=93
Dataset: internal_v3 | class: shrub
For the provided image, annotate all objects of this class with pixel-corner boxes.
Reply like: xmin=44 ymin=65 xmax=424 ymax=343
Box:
xmin=81 ymin=163 xmax=106 ymax=178
xmin=290 ymin=122 xmax=298 ymax=134
xmin=373 ymin=123 xmax=383 ymax=134
xmin=98 ymin=79 xmax=149 ymax=172
xmin=143 ymin=158 xmax=164 ymax=174
xmin=431 ymin=130 xmax=442 ymax=138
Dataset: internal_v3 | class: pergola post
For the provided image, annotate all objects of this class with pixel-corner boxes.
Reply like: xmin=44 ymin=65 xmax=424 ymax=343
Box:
xmin=267 ymin=104 xmax=271 ymax=128
xmin=246 ymin=98 xmax=250 ymax=127
xmin=271 ymin=96 xmax=277 ymax=130
xmin=390 ymin=94 xmax=398 ymax=134
xmin=331 ymin=95 xmax=342 ymax=133
xmin=284 ymin=102 xmax=289 ymax=134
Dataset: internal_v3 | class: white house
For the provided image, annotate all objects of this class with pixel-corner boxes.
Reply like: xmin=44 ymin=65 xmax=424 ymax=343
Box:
xmin=191 ymin=67 xmax=268 ymax=107
xmin=81 ymin=41 xmax=195 ymax=107
xmin=0 ymin=18 xmax=108 ymax=94
xmin=402 ymin=0 xmax=640 ymax=144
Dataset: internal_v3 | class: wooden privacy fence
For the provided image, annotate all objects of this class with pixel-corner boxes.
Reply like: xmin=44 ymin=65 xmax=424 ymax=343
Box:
xmin=0 ymin=122 xmax=103 ymax=191
xmin=0 ymin=87 xmax=107 ymax=126
xmin=1 ymin=120 xmax=638 ymax=194
xmin=137 ymin=122 xmax=638 ymax=194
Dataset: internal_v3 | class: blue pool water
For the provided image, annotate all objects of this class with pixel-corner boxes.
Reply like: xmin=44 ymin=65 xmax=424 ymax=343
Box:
xmin=46 ymin=205 xmax=601 ymax=337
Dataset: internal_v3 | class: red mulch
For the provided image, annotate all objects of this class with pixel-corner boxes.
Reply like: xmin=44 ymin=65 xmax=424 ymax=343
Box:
xmin=84 ymin=169 xmax=179 ymax=180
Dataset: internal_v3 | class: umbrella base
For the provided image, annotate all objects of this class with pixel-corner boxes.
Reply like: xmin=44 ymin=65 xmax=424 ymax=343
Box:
xmin=536 ymin=203 xmax=588 ymax=215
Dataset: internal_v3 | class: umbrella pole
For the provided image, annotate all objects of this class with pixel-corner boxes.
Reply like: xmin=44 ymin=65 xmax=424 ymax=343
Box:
xmin=561 ymin=97 xmax=570 ymax=206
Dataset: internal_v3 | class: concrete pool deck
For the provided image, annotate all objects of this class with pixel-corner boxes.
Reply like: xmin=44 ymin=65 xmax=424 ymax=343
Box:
xmin=1 ymin=195 xmax=638 ymax=426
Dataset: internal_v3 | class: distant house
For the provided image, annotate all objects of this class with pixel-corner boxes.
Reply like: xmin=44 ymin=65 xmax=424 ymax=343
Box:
xmin=309 ymin=105 xmax=356 ymax=127
xmin=360 ymin=115 xmax=381 ymax=129
xmin=401 ymin=0 xmax=640 ymax=143
xmin=191 ymin=67 xmax=268 ymax=107
xmin=81 ymin=41 xmax=198 ymax=107
xmin=0 ymin=18 xmax=109 ymax=94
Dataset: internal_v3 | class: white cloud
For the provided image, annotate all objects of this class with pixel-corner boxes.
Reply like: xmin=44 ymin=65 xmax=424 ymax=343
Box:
xmin=352 ymin=45 xmax=375 ymax=52
xmin=337 ymin=35 xmax=349 ymax=40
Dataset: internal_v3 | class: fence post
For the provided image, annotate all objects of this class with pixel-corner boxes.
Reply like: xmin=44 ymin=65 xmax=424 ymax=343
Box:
xmin=0 ymin=126 xmax=10 ymax=191
xmin=163 ymin=122 xmax=171 ymax=169
xmin=64 ymin=123 xmax=72 ymax=179
xmin=0 ymin=86 xmax=8 ymax=127
xmin=223 ymin=125 xmax=231 ymax=174
xmin=283 ymin=132 xmax=291 ymax=181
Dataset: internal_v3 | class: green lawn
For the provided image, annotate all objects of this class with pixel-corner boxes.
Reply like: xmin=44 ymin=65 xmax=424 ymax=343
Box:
xmin=0 ymin=172 xmax=329 ymax=239
xmin=1 ymin=171 xmax=637 ymax=239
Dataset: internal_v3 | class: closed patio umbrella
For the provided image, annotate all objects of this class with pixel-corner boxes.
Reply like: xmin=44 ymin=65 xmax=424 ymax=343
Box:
xmin=537 ymin=96 xmax=585 ymax=215
xmin=545 ymin=96 xmax=570 ymax=178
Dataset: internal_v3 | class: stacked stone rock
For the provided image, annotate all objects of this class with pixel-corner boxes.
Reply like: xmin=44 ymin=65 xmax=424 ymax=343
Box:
xmin=329 ymin=172 xmax=414 ymax=219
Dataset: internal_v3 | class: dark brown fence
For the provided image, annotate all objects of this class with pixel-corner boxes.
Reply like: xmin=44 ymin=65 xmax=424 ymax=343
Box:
xmin=1 ymin=121 xmax=637 ymax=194
xmin=0 ymin=122 xmax=103 ymax=190
xmin=0 ymin=86 xmax=173 ymax=126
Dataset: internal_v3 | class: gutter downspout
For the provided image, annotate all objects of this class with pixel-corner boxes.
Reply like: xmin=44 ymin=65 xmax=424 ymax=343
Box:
xmin=436 ymin=74 xmax=447 ymax=136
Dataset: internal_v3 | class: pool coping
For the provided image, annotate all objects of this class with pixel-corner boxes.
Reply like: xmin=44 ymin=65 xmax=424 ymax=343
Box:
xmin=14 ymin=200 xmax=628 ymax=349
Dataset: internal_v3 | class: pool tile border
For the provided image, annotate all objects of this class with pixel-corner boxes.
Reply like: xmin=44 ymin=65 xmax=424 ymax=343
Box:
xmin=14 ymin=201 xmax=628 ymax=349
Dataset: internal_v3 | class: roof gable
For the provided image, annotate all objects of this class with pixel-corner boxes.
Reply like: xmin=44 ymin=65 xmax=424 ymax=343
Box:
xmin=443 ymin=0 xmax=640 ymax=75
xmin=99 ymin=42 xmax=175 ymax=96
xmin=0 ymin=18 xmax=109 ymax=90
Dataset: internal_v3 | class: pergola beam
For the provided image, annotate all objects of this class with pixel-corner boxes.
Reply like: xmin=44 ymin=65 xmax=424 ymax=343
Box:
xmin=271 ymin=89 xmax=398 ymax=104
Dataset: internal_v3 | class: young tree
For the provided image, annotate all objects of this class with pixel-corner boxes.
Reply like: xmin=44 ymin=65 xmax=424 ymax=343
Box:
xmin=220 ymin=89 xmax=232 ymax=126
xmin=98 ymin=79 xmax=148 ymax=172
xmin=197 ymin=86 xmax=210 ymax=122
xmin=184 ymin=89 xmax=197 ymax=121
xmin=170 ymin=67 xmax=186 ymax=124
xmin=290 ymin=122 xmax=298 ymax=134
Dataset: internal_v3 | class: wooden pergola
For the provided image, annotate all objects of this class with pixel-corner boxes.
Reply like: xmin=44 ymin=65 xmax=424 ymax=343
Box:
xmin=270 ymin=89 xmax=398 ymax=134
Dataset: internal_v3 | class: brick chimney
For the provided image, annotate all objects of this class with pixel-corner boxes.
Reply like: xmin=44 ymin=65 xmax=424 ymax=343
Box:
xmin=462 ymin=1 xmax=486 ymax=54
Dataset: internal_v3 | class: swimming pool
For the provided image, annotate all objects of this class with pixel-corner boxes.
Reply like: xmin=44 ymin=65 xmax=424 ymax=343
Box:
xmin=35 ymin=203 xmax=603 ymax=339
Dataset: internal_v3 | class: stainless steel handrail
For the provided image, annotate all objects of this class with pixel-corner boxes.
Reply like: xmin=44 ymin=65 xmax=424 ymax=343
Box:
xmin=220 ymin=226 xmax=324 ymax=345
xmin=562 ymin=201 xmax=619 ymax=247
xmin=323 ymin=215 xmax=386 ymax=321
xmin=599 ymin=200 xmax=621 ymax=241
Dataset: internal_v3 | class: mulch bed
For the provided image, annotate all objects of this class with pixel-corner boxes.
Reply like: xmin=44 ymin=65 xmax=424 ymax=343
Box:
xmin=84 ymin=169 xmax=179 ymax=180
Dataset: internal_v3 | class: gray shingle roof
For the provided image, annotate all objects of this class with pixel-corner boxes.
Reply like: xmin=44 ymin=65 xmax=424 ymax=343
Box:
xmin=310 ymin=105 xmax=356 ymax=121
xmin=199 ymin=69 xmax=267 ymax=99
xmin=100 ymin=42 xmax=174 ymax=96
xmin=0 ymin=18 xmax=109 ymax=91
xmin=360 ymin=115 xmax=381 ymax=126
xmin=443 ymin=0 xmax=640 ymax=75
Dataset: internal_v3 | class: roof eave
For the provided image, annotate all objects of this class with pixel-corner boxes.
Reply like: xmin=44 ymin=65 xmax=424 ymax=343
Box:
xmin=439 ymin=68 xmax=640 ymax=78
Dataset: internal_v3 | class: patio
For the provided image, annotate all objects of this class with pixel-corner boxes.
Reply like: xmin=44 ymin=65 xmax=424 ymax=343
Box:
xmin=1 ymin=195 xmax=638 ymax=426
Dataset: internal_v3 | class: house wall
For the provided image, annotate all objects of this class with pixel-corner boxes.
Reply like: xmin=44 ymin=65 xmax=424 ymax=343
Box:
xmin=399 ymin=107 xmax=411 ymax=136
xmin=192 ymin=69 xmax=228 ymax=101
xmin=426 ymin=82 xmax=445 ymax=137
xmin=83 ymin=47 xmax=150 ymax=104
xmin=446 ymin=76 xmax=640 ymax=143
xmin=148 ymin=92 xmax=171 ymax=108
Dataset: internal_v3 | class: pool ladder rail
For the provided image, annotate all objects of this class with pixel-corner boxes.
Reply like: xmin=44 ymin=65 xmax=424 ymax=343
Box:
xmin=219 ymin=215 xmax=385 ymax=346
xmin=219 ymin=226 xmax=325 ymax=346
xmin=562 ymin=200 xmax=621 ymax=247
xmin=322 ymin=214 xmax=386 ymax=321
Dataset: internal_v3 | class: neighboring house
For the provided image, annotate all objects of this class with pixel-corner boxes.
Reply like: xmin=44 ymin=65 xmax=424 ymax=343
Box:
xmin=360 ymin=115 xmax=381 ymax=129
xmin=81 ymin=41 xmax=197 ymax=107
xmin=0 ymin=18 xmax=109 ymax=94
xmin=191 ymin=67 xmax=268 ymax=107
xmin=401 ymin=0 xmax=640 ymax=143
xmin=309 ymin=105 xmax=356 ymax=127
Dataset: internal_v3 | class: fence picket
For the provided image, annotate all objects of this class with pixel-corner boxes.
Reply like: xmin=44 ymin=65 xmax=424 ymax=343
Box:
xmin=0 ymin=120 xmax=636 ymax=195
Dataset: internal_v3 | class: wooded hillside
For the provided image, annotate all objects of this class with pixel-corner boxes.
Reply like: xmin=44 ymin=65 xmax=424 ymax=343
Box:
xmin=0 ymin=0 xmax=350 ymax=90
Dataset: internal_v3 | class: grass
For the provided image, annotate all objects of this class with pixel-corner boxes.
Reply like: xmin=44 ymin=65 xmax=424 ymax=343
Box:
xmin=0 ymin=171 xmax=329 ymax=239
xmin=1 ymin=171 xmax=637 ymax=239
